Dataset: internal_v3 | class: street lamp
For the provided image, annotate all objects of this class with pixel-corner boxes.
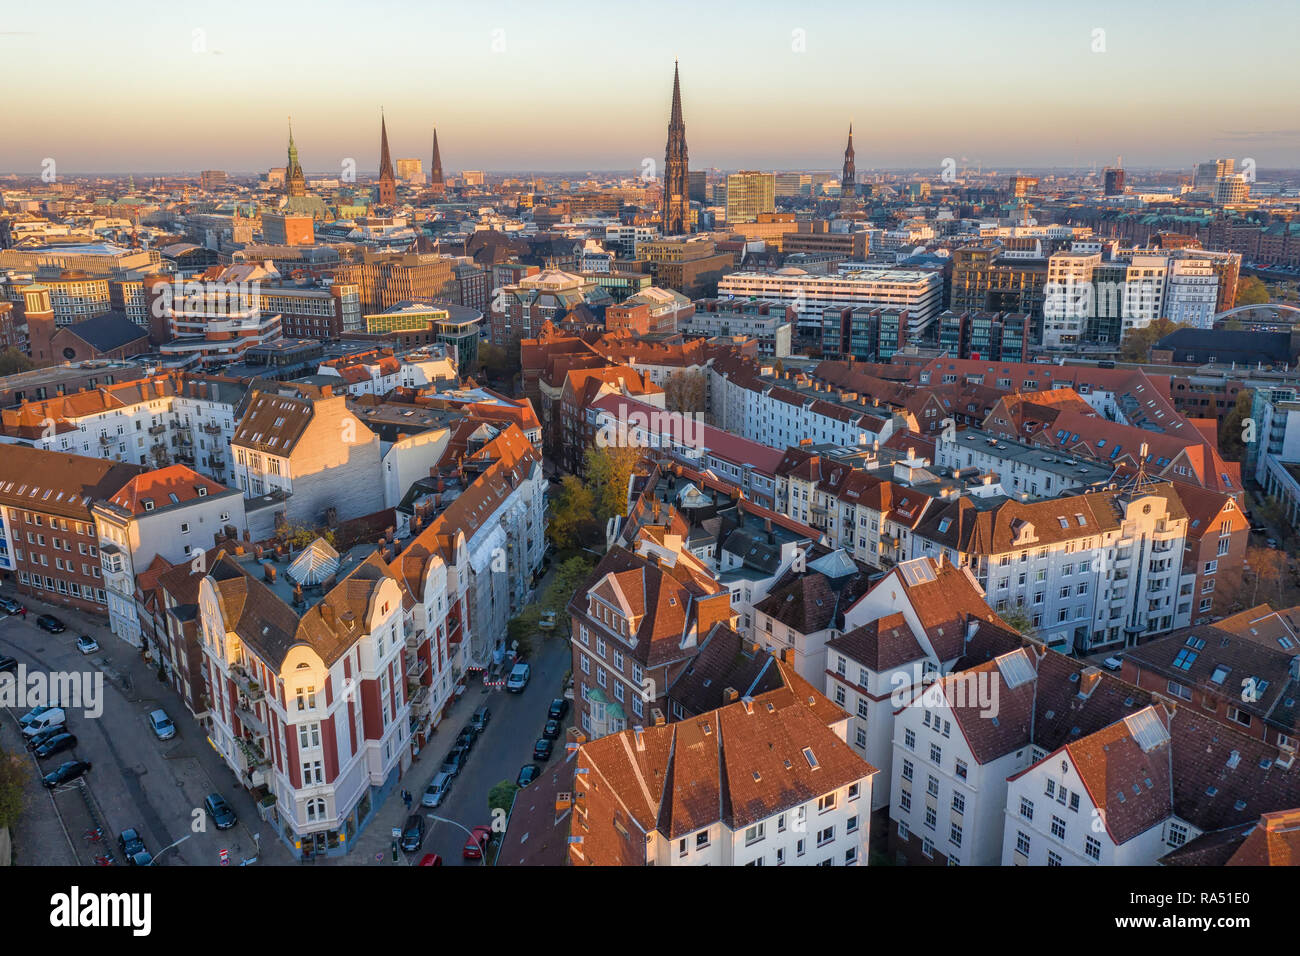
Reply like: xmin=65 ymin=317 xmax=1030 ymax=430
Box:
xmin=148 ymin=833 xmax=193 ymax=865
xmin=425 ymin=813 xmax=487 ymax=866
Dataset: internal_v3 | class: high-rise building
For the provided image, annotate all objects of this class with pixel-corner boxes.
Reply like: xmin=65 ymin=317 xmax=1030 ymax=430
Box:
xmin=200 ymin=170 xmax=227 ymax=190
xmin=285 ymin=119 xmax=306 ymax=198
xmin=1008 ymin=175 xmax=1038 ymax=198
xmin=429 ymin=127 xmax=445 ymax=196
xmin=661 ymin=61 xmax=691 ymax=236
xmin=839 ymin=124 xmax=856 ymax=210
xmin=688 ymin=169 xmax=706 ymax=204
xmin=395 ymin=158 xmax=423 ymax=183
xmin=1194 ymin=159 xmax=1234 ymax=191
xmin=375 ymin=113 xmax=396 ymax=206
xmin=1215 ymin=174 xmax=1249 ymax=205
xmin=461 ymin=170 xmax=485 ymax=186
xmin=724 ymin=171 xmax=775 ymax=223
xmin=775 ymin=172 xmax=811 ymax=197
xmin=1103 ymin=167 xmax=1126 ymax=196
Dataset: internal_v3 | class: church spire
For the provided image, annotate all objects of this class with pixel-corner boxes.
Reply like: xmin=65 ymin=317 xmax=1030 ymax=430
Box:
xmin=840 ymin=121 xmax=857 ymax=209
xmin=429 ymin=126 xmax=444 ymax=194
xmin=286 ymin=116 xmax=306 ymax=198
xmin=661 ymin=60 xmax=690 ymax=235
xmin=376 ymin=110 xmax=396 ymax=206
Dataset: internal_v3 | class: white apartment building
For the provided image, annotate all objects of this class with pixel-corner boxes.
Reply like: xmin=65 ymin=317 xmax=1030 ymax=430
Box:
xmin=1164 ymin=256 xmax=1219 ymax=329
xmin=1043 ymin=251 xmax=1101 ymax=348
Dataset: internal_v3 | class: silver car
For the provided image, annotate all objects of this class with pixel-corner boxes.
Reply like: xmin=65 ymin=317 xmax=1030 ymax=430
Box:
xmin=148 ymin=709 xmax=176 ymax=741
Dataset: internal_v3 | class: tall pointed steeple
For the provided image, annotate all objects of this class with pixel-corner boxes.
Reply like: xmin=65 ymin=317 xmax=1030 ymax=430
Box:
xmin=286 ymin=116 xmax=306 ymax=197
xmin=661 ymin=59 xmax=690 ymax=236
xmin=429 ymin=126 xmax=444 ymax=195
xmin=839 ymin=122 xmax=856 ymax=209
xmin=376 ymin=110 xmax=396 ymax=206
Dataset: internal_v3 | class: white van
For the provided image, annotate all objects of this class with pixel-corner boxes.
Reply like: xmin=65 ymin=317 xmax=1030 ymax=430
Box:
xmin=22 ymin=708 xmax=66 ymax=736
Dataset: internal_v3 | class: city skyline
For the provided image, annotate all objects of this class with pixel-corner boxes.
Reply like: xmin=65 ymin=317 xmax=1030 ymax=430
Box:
xmin=2 ymin=0 xmax=1298 ymax=173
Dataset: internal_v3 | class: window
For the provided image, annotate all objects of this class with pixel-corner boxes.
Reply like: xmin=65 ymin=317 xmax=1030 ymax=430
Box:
xmin=1015 ymin=831 xmax=1031 ymax=856
xmin=1050 ymin=816 xmax=1066 ymax=839
xmin=1169 ymin=822 xmax=1188 ymax=848
xmin=816 ymin=826 xmax=834 ymax=847
xmin=924 ymin=806 xmax=937 ymax=830
xmin=927 ymin=774 xmax=939 ymax=797
xmin=930 ymin=743 xmax=942 ymax=765
xmin=1020 ymin=797 xmax=1034 ymax=820
xmin=744 ymin=823 xmax=765 ymax=846
xmin=899 ymin=788 xmax=912 ymax=812
xmin=1085 ymin=836 xmax=1101 ymax=861
xmin=695 ymin=830 xmax=710 ymax=849
xmin=901 ymin=759 xmax=914 ymax=782
xmin=952 ymin=792 xmax=965 ymax=815
xmin=955 ymin=759 xmax=968 ymax=780
xmin=818 ymin=793 xmax=837 ymax=813
xmin=1047 ymin=850 xmax=1062 ymax=867
xmin=949 ymin=823 xmax=962 ymax=847
xmin=904 ymin=728 xmax=916 ymax=750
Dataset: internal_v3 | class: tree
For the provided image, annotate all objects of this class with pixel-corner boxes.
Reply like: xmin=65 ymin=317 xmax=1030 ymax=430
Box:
xmin=1000 ymin=607 xmax=1036 ymax=640
xmin=543 ymin=555 xmax=596 ymax=622
xmin=583 ymin=442 xmax=644 ymax=520
xmin=0 ymin=349 xmax=33 ymax=377
xmin=507 ymin=605 xmax=539 ymax=659
xmin=280 ymin=525 xmax=335 ymax=549
xmin=1234 ymin=275 xmax=1270 ymax=308
xmin=1120 ymin=318 xmax=1187 ymax=363
xmin=548 ymin=475 xmax=595 ymax=552
xmin=477 ymin=341 xmax=520 ymax=384
xmin=0 ymin=749 xmax=28 ymax=830
xmin=663 ymin=370 xmax=707 ymax=414
xmin=1218 ymin=389 xmax=1255 ymax=463
xmin=488 ymin=780 xmax=519 ymax=819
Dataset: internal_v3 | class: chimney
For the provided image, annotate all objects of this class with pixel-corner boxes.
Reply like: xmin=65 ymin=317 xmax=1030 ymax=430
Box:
xmin=651 ymin=708 xmax=666 ymax=727
xmin=723 ymin=687 xmax=740 ymax=703
xmin=555 ymin=792 xmax=572 ymax=816
xmin=263 ymin=563 xmax=276 ymax=582
xmin=1079 ymin=666 xmax=1102 ymax=699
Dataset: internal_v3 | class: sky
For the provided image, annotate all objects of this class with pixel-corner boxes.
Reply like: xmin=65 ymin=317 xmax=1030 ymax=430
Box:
xmin=2 ymin=0 xmax=1298 ymax=175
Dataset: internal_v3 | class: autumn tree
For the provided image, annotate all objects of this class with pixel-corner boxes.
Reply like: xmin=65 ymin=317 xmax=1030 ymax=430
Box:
xmin=1218 ymin=389 xmax=1255 ymax=463
xmin=1120 ymin=318 xmax=1187 ymax=363
xmin=583 ymin=442 xmax=644 ymax=520
xmin=664 ymin=370 xmax=708 ymax=414
xmin=548 ymin=475 xmax=595 ymax=552
xmin=1234 ymin=275 xmax=1270 ymax=308
xmin=0 ymin=349 xmax=33 ymax=377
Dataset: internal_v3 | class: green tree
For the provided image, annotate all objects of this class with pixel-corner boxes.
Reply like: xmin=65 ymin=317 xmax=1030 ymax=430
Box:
xmin=488 ymin=780 xmax=519 ymax=819
xmin=583 ymin=442 xmax=643 ymax=520
xmin=0 ymin=349 xmax=33 ymax=377
xmin=1219 ymin=389 xmax=1255 ymax=463
xmin=1000 ymin=607 xmax=1036 ymax=640
xmin=541 ymin=555 xmax=596 ymax=623
xmin=507 ymin=605 xmax=539 ymax=658
xmin=548 ymin=475 xmax=595 ymax=551
xmin=1234 ymin=275 xmax=1270 ymax=308
xmin=0 ymin=749 xmax=28 ymax=830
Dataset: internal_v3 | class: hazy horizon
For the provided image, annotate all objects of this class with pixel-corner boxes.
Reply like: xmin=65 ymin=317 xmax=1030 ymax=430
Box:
xmin=3 ymin=0 xmax=1297 ymax=174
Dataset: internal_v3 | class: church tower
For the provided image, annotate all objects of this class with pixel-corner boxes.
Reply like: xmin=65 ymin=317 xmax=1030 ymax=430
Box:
xmin=839 ymin=123 xmax=856 ymax=210
xmin=661 ymin=61 xmax=690 ymax=236
xmin=429 ymin=127 xmax=445 ymax=196
xmin=376 ymin=112 xmax=397 ymax=206
xmin=286 ymin=118 xmax=306 ymax=198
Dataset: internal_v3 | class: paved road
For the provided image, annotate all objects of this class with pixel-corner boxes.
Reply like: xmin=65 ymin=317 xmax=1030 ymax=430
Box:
xmin=0 ymin=599 xmax=293 ymax=867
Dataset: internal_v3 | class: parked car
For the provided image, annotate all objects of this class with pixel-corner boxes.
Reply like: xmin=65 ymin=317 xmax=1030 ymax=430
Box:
xmin=0 ymin=596 xmax=22 ymax=614
xmin=439 ymin=748 xmax=466 ymax=778
xmin=423 ymin=772 xmax=453 ymax=808
xmin=418 ymin=853 xmax=443 ymax=867
xmin=22 ymin=709 xmax=67 ymax=738
xmin=19 ymin=705 xmax=55 ymax=729
xmin=456 ymin=724 xmax=478 ymax=750
xmin=542 ymin=718 xmax=561 ymax=740
xmin=506 ymin=662 xmax=531 ymax=693
xmin=0 ymin=655 xmax=16 ymax=675
xmin=35 ymin=614 xmax=66 ymax=633
xmin=547 ymin=698 xmax=569 ymax=721
xmin=118 ymin=828 xmax=147 ymax=860
xmin=517 ymin=764 xmax=541 ymax=787
xmin=204 ymin=793 xmax=237 ymax=830
xmin=26 ymin=724 xmax=68 ymax=751
xmin=34 ymin=732 xmax=78 ymax=760
xmin=533 ymin=738 xmax=553 ymax=762
xmin=75 ymin=635 xmax=99 ymax=655
xmin=42 ymin=760 xmax=91 ymax=788
xmin=462 ymin=824 xmax=493 ymax=861
xmin=399 ymin=813 xmax=425 ymax=852
xmin=148 ymin=709 xmax=176 ymax=741
xmin=1102 ymin=656 xmax=1123 ymax=672
xmin=470 ymin=705 xmax=491 ymax=732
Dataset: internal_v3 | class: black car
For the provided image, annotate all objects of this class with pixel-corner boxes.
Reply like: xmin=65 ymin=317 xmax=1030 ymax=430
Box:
xmin=533 ymin=738 xmax=553 ymax=762
xmin=542 ymin=718 xmax=561 ymax=740
xmin=517 ymin=763 xmax=541 ymax=787
xmin=26 ymin=725 xmax=68 ymax=751
xmin=0 ymin=655 xmax=16 ymax=674
xmin=204 ymin=793 xmax=237 ymax=830
xmin=35 ymin=614 xmax=66 ymax=634
xmin=399 ymin=813 xmax=425 ymax=852
xmin=470 ymin=705 xmax=491 ymax=732
xmin=42 ymin=760 xmax=91 ymax=788
xmin=34 ymin=732 xmax=77 ymax=760
xmin=456 ymin=725 xmax=477 ymax=751
xmin=547 ymin=698 xmax=569 ymax=721
xmin=439 ymin=746 xmax=466 ymax=778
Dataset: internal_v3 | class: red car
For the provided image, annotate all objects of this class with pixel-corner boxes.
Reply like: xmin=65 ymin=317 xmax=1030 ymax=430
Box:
xmin=418 ymin=853 xmax=443 ymax=867
xmin=462 ymin=825 xmax=493 ymax=861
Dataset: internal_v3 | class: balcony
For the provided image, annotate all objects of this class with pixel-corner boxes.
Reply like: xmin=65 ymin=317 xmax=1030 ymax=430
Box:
xmin=232 ymin=666 xmax=265 ymax=703
xmin=98 ymin=434 xmax=113 ymax=447
xmin=209 ymin=456 xmax=225 ymax=469
xmin=236 ymin=736 xmax=271 ymax=769
xmin=202 ymin=422 xmax=222 ymax=435
xmin=235 ymin=701 xmax=268 ymax=738
xmin=148 ymin=424 xmax=166 ymax=436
